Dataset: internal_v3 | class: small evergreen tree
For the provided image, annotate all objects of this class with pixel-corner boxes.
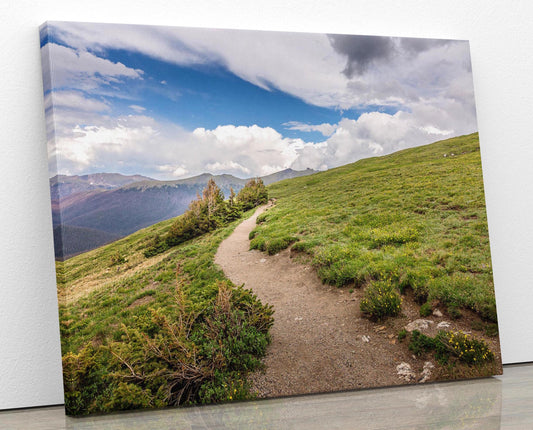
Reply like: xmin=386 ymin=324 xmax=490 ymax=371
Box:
xmin=237 ymin=178 xmax=268 ymax=210
xmin=229 ymin=187 xmax=236 ymax=206
xmin=225 ymin=187 xmax=242 ymax=221
xmin=166 ymin=179 xmax=226 ymax=247
xmin=202 ymin=178 xmax=225 ymax=229
xmin=146 ymin=178 xmax=268 ymax=257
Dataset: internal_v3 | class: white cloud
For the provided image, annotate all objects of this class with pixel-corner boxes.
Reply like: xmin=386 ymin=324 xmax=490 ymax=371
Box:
xmin=129 ymin=105 xmax=146 ymax=113
xmin=45 ymin=90 xmax=109 ymax=112
xmin=52 ymin=116 xmax=308 ymax=179
xmin=44 ymin=91 xmax=116 ymax=163
xmin=421 ymin=125 xmax=453 ymax=136
xmin=192 ymin=124 xmax=305 ymax=177
xmin=46 ymin=24 xmax=353 ymax=107
xmin=283 ymin=121 xmax=337 ymax=136
xmin=291 ymin=107 xmax=476 ymax=171
xmin=157 ymin=164 xmax=188 ymax=177
xmin=56 ymin=117 xmax=158 ymax=167
xmin=42 ymin=42 xmax=143 ymax=92
xmin=51 ymin=23 xmax=208 ymax=68
xmin=49 ymin=23 xmax=475 ymax=115
xmin=205 ymin=161 xmax=251 ymax=175
xmin=51 ymin=104 xmax=476 ymax=180
xmin=44 ymin=23 xmax=479 ymax=179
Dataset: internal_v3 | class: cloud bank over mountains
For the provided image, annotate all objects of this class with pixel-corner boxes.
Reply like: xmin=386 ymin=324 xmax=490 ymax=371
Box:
xmin=42 ymin=22 xmax=477 ymax=179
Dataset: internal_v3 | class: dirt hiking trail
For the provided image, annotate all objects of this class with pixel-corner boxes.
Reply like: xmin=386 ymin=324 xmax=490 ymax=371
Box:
xmin=215 ymin=203 xmax=422 ymax=398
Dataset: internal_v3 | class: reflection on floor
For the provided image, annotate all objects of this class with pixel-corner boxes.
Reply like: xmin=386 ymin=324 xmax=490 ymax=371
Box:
xmin=1 ymin=363 xmax=531 ymax=429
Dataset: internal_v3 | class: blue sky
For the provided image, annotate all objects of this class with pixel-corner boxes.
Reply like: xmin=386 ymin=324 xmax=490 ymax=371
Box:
xmin=105 ymin=50 xmax=344 ymax=141
xmin=41 ymin=22 xmax=477 ymax=179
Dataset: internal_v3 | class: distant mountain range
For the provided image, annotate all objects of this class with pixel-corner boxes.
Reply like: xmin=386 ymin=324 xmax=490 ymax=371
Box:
xmin=50 ymin=169 xmax=316 ymax=259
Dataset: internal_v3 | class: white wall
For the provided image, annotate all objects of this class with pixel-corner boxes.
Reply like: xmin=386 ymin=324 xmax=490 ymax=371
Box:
xmin=1 ymin=0 xmax=532 ymax=410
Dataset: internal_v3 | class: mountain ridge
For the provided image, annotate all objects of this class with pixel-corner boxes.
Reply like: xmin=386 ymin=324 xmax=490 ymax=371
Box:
xmin=51 ymin=168 xmax=317 ymax=259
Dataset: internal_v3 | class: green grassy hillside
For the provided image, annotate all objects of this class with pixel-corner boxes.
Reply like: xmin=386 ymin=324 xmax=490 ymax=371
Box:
xmin=57 ymin=209 xmax=273 ymax=415
xmin=56 ymin=132 xmax=497 ymax=414
xmin=250 ymin=133 xmax=496 ymax=321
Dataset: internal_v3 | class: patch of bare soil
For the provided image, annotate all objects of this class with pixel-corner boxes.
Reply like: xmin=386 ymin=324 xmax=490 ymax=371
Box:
xmin=128 ymin=295 xmax=155 ymax=309
xmin=60 ymin=252 xmax=169 ymax=304
xmin=215 ymin=203 xmax=502 ymax=398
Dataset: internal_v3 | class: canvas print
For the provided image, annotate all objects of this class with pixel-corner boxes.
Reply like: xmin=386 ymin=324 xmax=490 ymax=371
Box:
xmin=40 ymin=21 xmax=502 ymax=416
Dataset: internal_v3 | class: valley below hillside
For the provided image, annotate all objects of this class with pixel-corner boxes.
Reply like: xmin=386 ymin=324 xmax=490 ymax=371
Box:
xmin=51 ymin=168 xmax=316 ymax=259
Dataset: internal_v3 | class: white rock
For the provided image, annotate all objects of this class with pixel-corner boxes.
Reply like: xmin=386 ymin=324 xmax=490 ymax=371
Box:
xmin=433 ymin=309 xmax=443 ymax=317
xmin=419 ymin=361 xmax=435 ymax=383
xmin=396 ymin=362 xmax=416 ymax=382
xmin=405 ymin=319 xmax=434 ymax=332
xmin=437 ymin=321 xmax=451 ymax=329
xmin=259 ymin=258 xmax=266 ymax=263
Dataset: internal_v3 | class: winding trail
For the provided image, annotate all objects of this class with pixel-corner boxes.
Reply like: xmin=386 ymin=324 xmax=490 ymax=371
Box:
xmin=215 ymin=203 xmax=416 ymax=398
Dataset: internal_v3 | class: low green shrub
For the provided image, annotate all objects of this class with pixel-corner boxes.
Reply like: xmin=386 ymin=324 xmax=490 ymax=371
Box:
xmin=109 ymin=251 xmax=126 ymax=266
xmin=419 ymin=302 xmax=432 ymax=317
xmin=448 ymin=305 xmax=462 ymax=320
xmin=62 ymin=344 xmax=109 ymax=416
xmin=402 ymin=270 xmax=431 ymax=303
xmin=369 ymin=226 xmax=418 ymax=248
xmin=471 ymin=321 xmax=499 ymax=337
xmin=108 ymin=279 xmax=273 ymax=409
xmin=198 ymin=371 xmax=251 ymax=404
xmin=438 ymin=330 xmax=494 ymax=365
xmin=256 ymin=212 xmax=268 ymax=224
xmin=103 ymin=382 xmax=156 ymax=411
xmin=408 ymin=330 xmax=437 ymax=357
xmin=265 ymin=236 xmax=298 ymax=255
xmin=62 ymin=272 xmax=274 ymax=415
xmin=408 ymin=329 xmax=494 ymax=366
xmin=290 ymin=240 xmax=316 ymax=254
xmin=251 ymin=235 xmax=297 ymax=255
xmin=249 ymin=236 xmax=266 ymax=252
xmin=249 ymin=228 xmax=258 ymax=240
xmin=144 ymin=235 xmax=169 ymax=258
xmin=360 ymin=280 xmax=402 ymax=321
xmin=398 ymin=328 xmax=407 ymax=342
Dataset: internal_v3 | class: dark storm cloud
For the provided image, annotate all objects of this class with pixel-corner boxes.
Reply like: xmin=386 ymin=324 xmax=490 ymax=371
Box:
xmin=329 ymin=35 xmax=455 ymax=78
xmin=399 ymin=37 xmax=451 ymax=54
xmin=328 ymin=35 xmax=395 ymax=77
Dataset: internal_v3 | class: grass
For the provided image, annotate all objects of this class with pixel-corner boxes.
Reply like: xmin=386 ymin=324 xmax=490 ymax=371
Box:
xmin=250 ymin=133 xmax=497 ymax=322
xmin=56 ymin=132 xmax=498 ymax=413
xmin=56 ymin=208 xmax=273 ymax=415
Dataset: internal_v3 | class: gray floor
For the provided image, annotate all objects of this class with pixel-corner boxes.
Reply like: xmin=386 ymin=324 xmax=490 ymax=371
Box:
xmin=1 ymin=363 xmax=532 ymax=429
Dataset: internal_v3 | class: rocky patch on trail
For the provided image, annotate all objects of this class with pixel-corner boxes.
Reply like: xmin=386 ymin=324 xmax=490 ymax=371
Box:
xmin=419 ymin=361 xmax=435 ymax=383
xmin=405 ymin=319 xmax=434 ymax=332
xmin=396 ymin=362 xmax=416 ymax=382
xmin=405 ymin=318 xmax=454 ymax=336
xmin=396 ymin=361 xmax=435 ymax=383
xmin=432 ymin=309 xmax=443 ymax=317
